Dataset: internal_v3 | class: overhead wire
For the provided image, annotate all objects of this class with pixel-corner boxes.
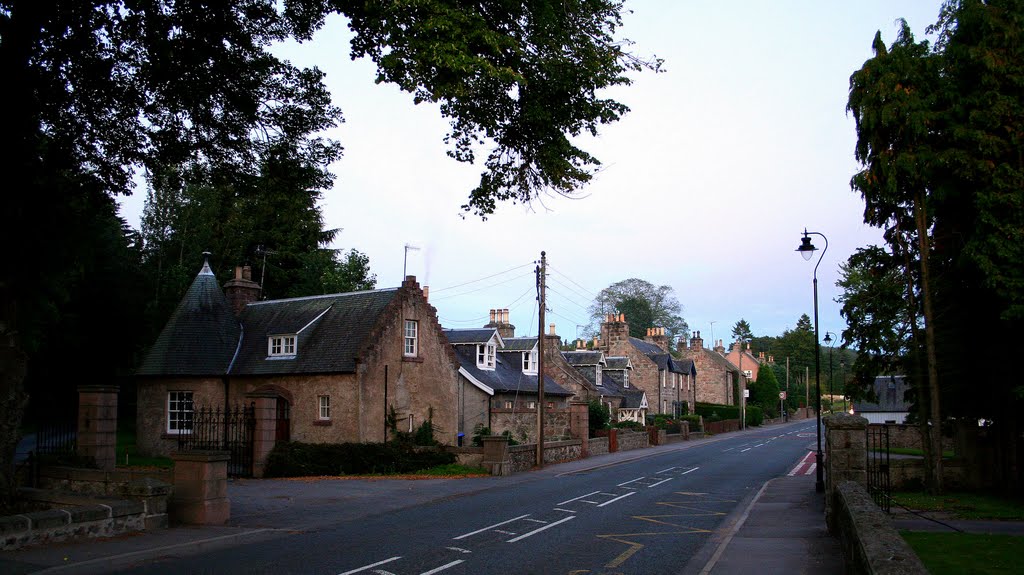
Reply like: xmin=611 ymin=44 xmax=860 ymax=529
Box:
xmin=547 ymin=265 xmax=598 ymax=298
xmin=430 ymin=270 xmax=535 ymax=301
xmin=429 ymin=262 xmax=536 ymax=294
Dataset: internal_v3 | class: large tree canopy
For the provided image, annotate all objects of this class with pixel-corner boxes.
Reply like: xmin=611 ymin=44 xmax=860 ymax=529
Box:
xmin=587 ymin=278 xmax=688 ymax=341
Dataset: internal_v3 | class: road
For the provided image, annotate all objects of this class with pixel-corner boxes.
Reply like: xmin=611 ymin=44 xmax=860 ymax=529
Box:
xmin=114 ymin=420 xmax=819 ymax=575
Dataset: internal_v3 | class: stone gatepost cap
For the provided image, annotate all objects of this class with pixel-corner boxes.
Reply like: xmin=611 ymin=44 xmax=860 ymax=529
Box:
xmin=823 ymin=412 xmax=869 ymax=429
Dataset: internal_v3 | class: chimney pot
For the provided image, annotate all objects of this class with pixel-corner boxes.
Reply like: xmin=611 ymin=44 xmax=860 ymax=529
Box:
xmin=235 ymin=266 xmax=243 ymax=280
xmin=503 ymin=309 xmax=510 ymax=323
xmin=242 ymin=265 xmax=252 ymax=281
xmin=490 ymin=309 xmax=496 ymax=323
xmin=423 ymin=286 xmax=429 ymax=301
xmin=549 ymin=323 xmax=555 ymax=336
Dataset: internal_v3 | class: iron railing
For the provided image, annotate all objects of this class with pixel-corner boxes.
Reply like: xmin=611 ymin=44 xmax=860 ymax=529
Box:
xmin=866 ymin=424 xmax=891 ymax=513
xmin=178 ymin=403 xmax=256 ymax=477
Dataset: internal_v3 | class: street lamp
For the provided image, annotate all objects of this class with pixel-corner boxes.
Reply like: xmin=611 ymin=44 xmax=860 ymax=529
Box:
xmin=796 ymin=228 xmax=828 ymax=493
xmin=824 ymin=331 xmax=836 ymax=413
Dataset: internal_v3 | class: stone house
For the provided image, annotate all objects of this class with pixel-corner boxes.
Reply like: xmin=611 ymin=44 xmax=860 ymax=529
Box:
xmin=677 ymin=331 xmax=739 ymax=406
xmin=852 ymin=375 xmax=910 ymax=424
xmin=595 ymin=314 xmax=697 ymax=415
xmin=724 ymin=340 xmax=761 ymax=382
xmin=562 ymin=349 xmax=649 ymax=423
xmin=444 ymin=327 xmax=573 ymax=444
xmin=136 ymin=256 xmax=461 ymax=458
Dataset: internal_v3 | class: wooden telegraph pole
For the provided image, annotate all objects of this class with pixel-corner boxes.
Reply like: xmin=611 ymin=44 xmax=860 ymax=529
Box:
xmin=535 ymin=252 xmax=547 ymax=468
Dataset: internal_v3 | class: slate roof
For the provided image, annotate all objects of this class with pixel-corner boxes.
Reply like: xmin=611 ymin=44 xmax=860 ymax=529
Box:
xmin=452 ymin=345 xmax=571 ymax=396
xmin=604 ymin=356 xmax=631 ymax=370
xmin=629 ymin=337 xmax=666 ymax=356
xmin=444 ymin=329 xmax=497 ymax=345
xmin=562 ymin=351 xmax=605 ymax=366
xmin=671 ymin=358 xmax=696 ymax=376
xmin=500 ymin=337 xmax=537 ymax=352
xmin=137 ymin=259 xmax=241 ymax=376
xmin=230 ymin=289 xmax=399 ymax=375
xmin=853 ymin=376 xmax=910 ymax=413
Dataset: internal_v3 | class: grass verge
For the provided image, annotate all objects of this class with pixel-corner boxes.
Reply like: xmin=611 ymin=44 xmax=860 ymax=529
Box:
xmin=116 ymin=427 xmax=173 ymax=469
xmin=892 ymin=491 xmax=1024 ymax=520
xmin=901 ymin=532 xmax=1024 ymax=574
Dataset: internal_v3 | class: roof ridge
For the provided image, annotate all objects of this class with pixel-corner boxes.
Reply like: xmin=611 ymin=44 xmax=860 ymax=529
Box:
xmin=248 ymin=287 xmax=399 ymax=306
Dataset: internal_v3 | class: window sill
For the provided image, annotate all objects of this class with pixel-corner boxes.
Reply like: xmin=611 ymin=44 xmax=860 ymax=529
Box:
xmin=313 ymin=420 xmax=332 ymax=427
xmin=402 ymin=356 xmax=424 ymax=363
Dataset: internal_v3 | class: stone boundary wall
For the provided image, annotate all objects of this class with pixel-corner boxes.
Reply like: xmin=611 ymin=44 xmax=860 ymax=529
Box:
xmin=588 ymin=437 xmax=609 ymax=456
xmin=872 ymin=423 xmax=954 ymax=453
xmin=832 ymin=480 xmax=928 ymax=575
xmin=616 ymin=430 xmax=649 ymax=452
xmin=889 ymin=458 xmax=969 ymax=490
xmin=2 ymin=490 xmax=151 ymax=551
xmin=506 ymin=440 xmax=583 ymax=474
xmin=36 ymin=466 xmax=174 ymax=496
xmin=447 ymin=446 xmax=484 ymax=468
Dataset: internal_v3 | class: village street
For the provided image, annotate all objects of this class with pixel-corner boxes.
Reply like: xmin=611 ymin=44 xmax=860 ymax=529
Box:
xmin=95 ymin=421 xmax=818 ymax=575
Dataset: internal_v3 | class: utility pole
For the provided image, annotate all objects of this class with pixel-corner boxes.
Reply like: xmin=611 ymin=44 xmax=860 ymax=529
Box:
xmin=535 ymin=251 xmax=547 ymax=468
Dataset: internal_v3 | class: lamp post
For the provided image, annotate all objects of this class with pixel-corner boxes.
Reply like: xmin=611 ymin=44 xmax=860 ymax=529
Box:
xmin=796 ymin=228 xmax=827 ymax=493
xmin=824 ymin=331 xmax=835 ymax=413
xmin=840 ymin=359 xmax=847 ymax=413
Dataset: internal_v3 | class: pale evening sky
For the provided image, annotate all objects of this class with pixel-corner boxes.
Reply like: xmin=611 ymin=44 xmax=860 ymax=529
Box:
xmin=118 ymin=1 xmax=944 ymax=349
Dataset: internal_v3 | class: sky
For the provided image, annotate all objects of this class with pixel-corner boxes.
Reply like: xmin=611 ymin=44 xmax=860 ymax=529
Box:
xmin=119 ymin=0 xmax=946 ymax=348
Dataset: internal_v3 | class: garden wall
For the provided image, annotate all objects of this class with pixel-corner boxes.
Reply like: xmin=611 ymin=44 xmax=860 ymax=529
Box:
xmin=506 ymin=440 xmax=583 ymax=474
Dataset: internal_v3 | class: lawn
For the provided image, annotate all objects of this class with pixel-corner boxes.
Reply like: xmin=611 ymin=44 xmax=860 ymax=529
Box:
xmin=902 ymin=532 xmax=1024 ymax=575
xmin=892 ymin=491 xmax=1024 ymax=520
xmin=116 ymin=427 xmax=173 ymax=469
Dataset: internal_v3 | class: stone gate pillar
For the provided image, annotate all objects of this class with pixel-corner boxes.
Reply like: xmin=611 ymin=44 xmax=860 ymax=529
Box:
xmin=824 ymin=413 xmax=868 ymax=530
xmin=569 ymin=401 xmax=589 ymax=457
xmin=77 ymin=384 xmax=118 ymax=471
xmin=171 ymin=451 xmax=230 ymax=525
xmin=247 ymin=392 xmax=279 ymax=478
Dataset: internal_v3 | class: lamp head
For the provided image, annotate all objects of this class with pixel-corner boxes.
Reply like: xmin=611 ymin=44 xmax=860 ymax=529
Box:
xmin=823 ymin=332 xmax=832 ymax=344
xmin=796 ymin=230 xmax=817 ymax=261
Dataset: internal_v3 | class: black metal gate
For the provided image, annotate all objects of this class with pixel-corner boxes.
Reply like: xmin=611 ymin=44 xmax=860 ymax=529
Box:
xmin=178 ymin=403 xmax=256 ymax=477
xmin=866 ymin=424 xmax=891 ymax=513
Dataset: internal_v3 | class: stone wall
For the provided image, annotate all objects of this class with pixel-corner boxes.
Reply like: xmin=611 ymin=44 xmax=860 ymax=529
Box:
xmin=705 ymin=419 xmax=740 ymax=435
xmin=824 ymin=413 xmax=868 ymax=531
xmin=489 ymin=408 xmax=571 ymax=444
xmin=889 ymin=458 xmax=970 ymax=490
xmin=873 ymin=423 xmax=955 ymax=453
xmin=616 ymin=430 xmax=649 ymax=451
xmin=506 ymin=440 xmax=583 ymax=473
xmin=831 ymin=481 xmax=928 ymax=575
xmin=588 ymin=437 xmax=609 ymax=456
xmin=36 ymin=466 xmax=174 ymax=497
xmin=447 ymin=446 xmax=484 ymax=468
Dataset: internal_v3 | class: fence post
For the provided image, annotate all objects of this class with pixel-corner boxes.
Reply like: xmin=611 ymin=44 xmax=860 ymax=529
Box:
xmin=823 ymin=413 xmax=868 ymax=533
xmin=77 ymin=384 xmax=118 ymax=471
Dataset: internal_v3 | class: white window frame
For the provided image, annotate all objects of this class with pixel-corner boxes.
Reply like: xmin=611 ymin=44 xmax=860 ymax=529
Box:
xmin=476 ymin=343 xmax=496 ymax=370
xmin=522 ymin=350 xmax=538 ymax=374
xmin=167 ymin=391 xmax=194 ymax=435
xmin=268 ymin=334 xmax=297 ymax=357
xmin=318 ymin=395 xmax=331 ymax=420
xmin=504 ymin=400 xmax=513 ymax=409
xmin=527 ymin=401 xmax=537 ymax=410
xmin=623 ymin=370 xmax=629 ymax=388
xmin=595 ymin=365 xmax=603 ymax=386
xmin=404 ymin=320 xmax=418 ymax=357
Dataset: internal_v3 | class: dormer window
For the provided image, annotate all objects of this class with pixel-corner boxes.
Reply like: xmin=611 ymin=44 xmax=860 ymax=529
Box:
xmin=595 ymin=365 xmax=603 ymax=386
xmin=623 ymin=370 xmax=629 ymax=388
xmin=268 ymin=334 xmax=297 ymax=358
xmin=522 ymin=350 xmax=538 ymax=374
xmin=477 ymin=342 xmax=496 ymax=370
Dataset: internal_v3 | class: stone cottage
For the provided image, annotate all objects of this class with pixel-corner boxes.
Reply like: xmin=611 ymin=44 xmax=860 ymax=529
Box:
xmin=136 ymin=256 xmax=461 ymax=460
xmin=677 ymin=331 xmax=739 ymax=406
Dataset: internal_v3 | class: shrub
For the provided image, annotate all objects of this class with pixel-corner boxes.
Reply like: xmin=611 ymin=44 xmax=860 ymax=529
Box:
xmin=588 ymin=399 xmax=611 ymax=438
xmin=745 ymin=405 xmax=764 ymax=427
xmin=264 ymin=441 xmax=456 ymax=477
xmin=695 ymin=403 xmax=740 ymax=422
xmin=613 ymin=420 xmax=643 ymax=430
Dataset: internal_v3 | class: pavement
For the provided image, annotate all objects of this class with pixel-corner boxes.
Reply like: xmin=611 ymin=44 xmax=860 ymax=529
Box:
xmin=2 ymin=420 xmax=968 ymax=575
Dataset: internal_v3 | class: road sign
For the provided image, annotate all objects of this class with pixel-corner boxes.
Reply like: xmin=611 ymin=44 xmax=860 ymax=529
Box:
xmin=779 ymin=391 xmax=787 ymax=400
xmin=744 ymin=389 xmax=749 ymax=398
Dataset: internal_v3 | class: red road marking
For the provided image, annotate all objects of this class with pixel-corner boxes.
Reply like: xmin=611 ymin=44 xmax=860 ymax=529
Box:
xmin=787 ymin=451 xmax=816 ymax=476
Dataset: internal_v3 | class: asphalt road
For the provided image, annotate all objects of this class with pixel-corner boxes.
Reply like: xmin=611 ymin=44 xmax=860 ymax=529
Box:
xmin=113 ymin=420 xmax=819 ymax=575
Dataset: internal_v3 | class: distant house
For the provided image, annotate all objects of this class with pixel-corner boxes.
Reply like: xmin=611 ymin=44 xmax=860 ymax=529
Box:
xmin=853 ymin=375 xmax=911 ymax=424
xmin=445 ymin=327 xmax=573 ymax=443
xmin=723 ymin=340 xmax=760 ymax=382
xmin=136 ymin=256 xmax=460 ymax=459
xmin=677 ymin=331 xmax=739 ymax=406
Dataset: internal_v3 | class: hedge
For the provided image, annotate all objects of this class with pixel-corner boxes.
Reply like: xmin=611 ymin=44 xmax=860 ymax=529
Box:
xmin=264 ymin=441 xmax=456 ymax=477
xmin=695 ymin=403 xmax=764 ymax=427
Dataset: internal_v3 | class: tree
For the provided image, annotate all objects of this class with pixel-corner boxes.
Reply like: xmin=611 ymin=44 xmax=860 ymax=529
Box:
xmin=0 ymin=0 xmax=657 ymax=505
xmin=587 ymin=278 xmax=689 ymax=342
xmin=731 ymin=319 xmax=753 ymax=342
xmin=748 ymin=365 xmax=782 ymax=418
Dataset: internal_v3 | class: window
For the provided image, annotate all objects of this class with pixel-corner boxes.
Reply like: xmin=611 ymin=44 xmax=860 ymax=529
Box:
xmin=522 ymin=350 xmax=538 ymax=373
xmin=595 ymin=365 xmax=603 ymax=386
xmin=623 ymin=371 xmax=629 ymax=388
xmin=318 ymin=395 xmax=331 ymax=420
xmin=661 ymin=372 xmax=666 ymax=388
xmin=672 ymin=373 xmax=676 ymax=389
xmin=527 ymin=401 xmax=537 ymax=409
xmin=268 ymin=334 xmax=297 ymax=357
xmin=743 ymin=370 xmax=753 ymax=379
xmin=404 ymin=320 xmax=418 ymax=356
xmin=167 ymin=391 xmax=194 ymax=434
xmin=476 ymin=342 xmax=496 ymax=369
xmin=504 ymin=401 xmax=513 ymax=409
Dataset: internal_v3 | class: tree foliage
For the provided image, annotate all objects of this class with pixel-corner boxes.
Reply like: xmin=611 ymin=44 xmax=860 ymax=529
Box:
xmin=731 ymin=319 xmax=753 ymax=342
xmin=587 ymin=278 xmax=688 ymax=342
xmin=748 ymin=361 xmax=781 ymax=417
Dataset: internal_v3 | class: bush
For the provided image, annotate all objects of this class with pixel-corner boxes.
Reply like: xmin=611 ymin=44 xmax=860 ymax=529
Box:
xmin=695 ymin=402 xmax=740 ymax=422
xmin=745 ymin=405 xmax=764 ymax=427
xmin=264 ymin=441 xmax=456 ymax=477
xmin=588 ymin=399 xmax=611 ymax=438
xmin=613 ymin=420 xmax=643 ymax=430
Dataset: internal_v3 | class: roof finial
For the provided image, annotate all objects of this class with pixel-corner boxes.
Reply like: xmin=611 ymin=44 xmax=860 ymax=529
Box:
xmin=200 ymin=251 xmax=214 ymax=276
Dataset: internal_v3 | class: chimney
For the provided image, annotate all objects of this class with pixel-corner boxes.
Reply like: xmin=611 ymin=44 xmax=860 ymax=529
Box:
xmin=686 ymin=330 xmax=704 ymax=353
xmin=484 ymin=307 xmax=515 ymax=339
xmin=600 ymin=313 xmax=629 ymax=354
xmin=224 ymin=263 xmax=261 ymax=317
xmin=714 ymin=339 xmax=726 ymax=354
xmin=549 ymin=323 xmax=556 ymax=336
xmin=645 ymin=326 xmax=670 ymax=351
xmin=576 ymin=339 xmax=585 ymax=350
